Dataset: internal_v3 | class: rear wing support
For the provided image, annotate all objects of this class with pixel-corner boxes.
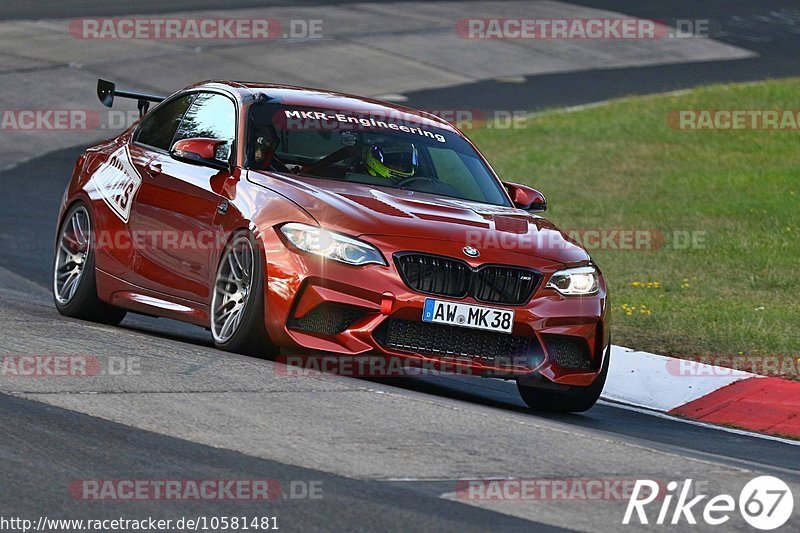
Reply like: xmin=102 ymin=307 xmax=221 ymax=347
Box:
xmin=97 ymin=79 xmax=165 ymax=117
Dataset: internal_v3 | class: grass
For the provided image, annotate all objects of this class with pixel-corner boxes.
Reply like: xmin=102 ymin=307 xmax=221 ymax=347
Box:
xmin=469 ymin=78 xmax=800 ymax=363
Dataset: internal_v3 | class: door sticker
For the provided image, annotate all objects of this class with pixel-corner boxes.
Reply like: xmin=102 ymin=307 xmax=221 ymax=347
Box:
xmin=91 ymin=145 xmax=143 ymax=223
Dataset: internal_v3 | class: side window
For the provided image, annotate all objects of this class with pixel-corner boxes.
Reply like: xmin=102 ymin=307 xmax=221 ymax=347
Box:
xmin=174 ymin=93 xmax=236 ymax=163
xmin=135 ymin=94 xmax=195 ymax=151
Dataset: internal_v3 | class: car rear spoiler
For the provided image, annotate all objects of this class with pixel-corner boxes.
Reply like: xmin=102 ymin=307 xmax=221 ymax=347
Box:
xmin=97 ymin=78 xmax=165 ymax=117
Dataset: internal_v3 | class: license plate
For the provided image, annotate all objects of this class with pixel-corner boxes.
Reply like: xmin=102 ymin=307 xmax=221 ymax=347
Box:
xmin=422 ymin=298 xmax=514 ymax=334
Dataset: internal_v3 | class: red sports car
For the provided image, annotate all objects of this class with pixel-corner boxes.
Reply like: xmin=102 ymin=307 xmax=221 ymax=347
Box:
xmin=53 ymin=79 xmax=609 ymax=412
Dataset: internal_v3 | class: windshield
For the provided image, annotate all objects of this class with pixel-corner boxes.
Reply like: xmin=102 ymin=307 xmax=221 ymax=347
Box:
xmin=247 ymin=103 xmax=511 ymax=206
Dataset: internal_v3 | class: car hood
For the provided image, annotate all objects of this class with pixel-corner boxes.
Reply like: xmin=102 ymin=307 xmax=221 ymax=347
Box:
xmin=248 ymin=171 xmax=590 ymax=265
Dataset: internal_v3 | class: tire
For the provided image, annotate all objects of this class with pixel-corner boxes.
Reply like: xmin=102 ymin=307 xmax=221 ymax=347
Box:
xmin=517 ymin=345 xmax=610 ymax=413
xmin=53 ymin=202 xmax=127 ymax=325
xmin=210 ymin=230 xmax=277 ymax=358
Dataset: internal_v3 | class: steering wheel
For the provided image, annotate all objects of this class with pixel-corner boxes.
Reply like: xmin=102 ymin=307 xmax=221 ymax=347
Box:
xmin=299 ymin=146 xmax=360 ymax=175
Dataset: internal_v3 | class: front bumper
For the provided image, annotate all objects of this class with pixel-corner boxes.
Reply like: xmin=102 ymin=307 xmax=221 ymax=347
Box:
xmin=261 ymin=231 xmax=609 ymax=386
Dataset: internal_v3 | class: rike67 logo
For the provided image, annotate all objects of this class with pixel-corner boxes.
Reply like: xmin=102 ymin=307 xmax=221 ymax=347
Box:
xmin=624 ymin=476 xmax=794 ymax=529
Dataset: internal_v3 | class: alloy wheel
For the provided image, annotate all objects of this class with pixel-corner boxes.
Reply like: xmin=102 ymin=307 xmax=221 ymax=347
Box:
xmin=211 ymin=235 xmax=255 ymax=343
xmin=53 ymin=206 xmax=91 ymax=304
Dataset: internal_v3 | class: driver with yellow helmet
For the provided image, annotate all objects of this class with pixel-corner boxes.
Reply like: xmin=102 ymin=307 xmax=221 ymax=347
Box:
xmin=362 ymin=141 xmax=419 ymax=181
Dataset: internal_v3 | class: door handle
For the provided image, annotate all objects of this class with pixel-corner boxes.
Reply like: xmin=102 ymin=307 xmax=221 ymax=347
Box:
xmin=145 ymin=161 xmax=162 ymax=174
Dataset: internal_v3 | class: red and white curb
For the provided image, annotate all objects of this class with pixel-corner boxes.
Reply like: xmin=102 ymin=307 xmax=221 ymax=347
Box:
xmin=603 ymin=346 xmax=800 ymax=441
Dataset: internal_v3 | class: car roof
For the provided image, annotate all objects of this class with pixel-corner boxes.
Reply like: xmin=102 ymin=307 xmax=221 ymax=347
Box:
xmin=189 ymin=80 xmax=459 ymax=133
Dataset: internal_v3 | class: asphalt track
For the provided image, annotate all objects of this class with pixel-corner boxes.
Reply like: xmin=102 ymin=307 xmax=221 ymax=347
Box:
xmin=406 ymin=0 xmax=800 ymax=109
xmin=1 ymin=1 xmax=799 ymax=531
xmin=7 ymin=0 xmax=794 ymax=112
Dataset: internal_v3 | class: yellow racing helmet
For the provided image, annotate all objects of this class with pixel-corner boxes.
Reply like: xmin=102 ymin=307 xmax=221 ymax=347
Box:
xmin=364 ymin=143 xmax=418 ymax=180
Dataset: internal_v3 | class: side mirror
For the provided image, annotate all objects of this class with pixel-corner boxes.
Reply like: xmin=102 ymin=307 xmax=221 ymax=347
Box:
xmin=170 ymin=138 xmax=230 ymax=171
xmin=503 ymin=182 xmax=547 ymax=212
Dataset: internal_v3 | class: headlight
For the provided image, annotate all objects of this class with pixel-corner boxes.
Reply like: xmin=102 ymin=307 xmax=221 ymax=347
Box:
xmin=546 ymin=266 xmax=599 ymax=295
xmin=280 ymin=222 xmax=386 ymax=266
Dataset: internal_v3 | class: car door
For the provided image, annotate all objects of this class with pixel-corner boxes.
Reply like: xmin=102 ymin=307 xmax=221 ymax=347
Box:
xmin=131 ymin=91 xmax=237 ymax=304
xmin=115 ymin=93 xmax=195 ymax=288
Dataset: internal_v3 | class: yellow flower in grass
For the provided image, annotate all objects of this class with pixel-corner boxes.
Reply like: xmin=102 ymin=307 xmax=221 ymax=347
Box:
xmin=629 ymin=281 xmax=660 ymax=289
xmin=619 ymin=303 xmax=650 ymax=316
